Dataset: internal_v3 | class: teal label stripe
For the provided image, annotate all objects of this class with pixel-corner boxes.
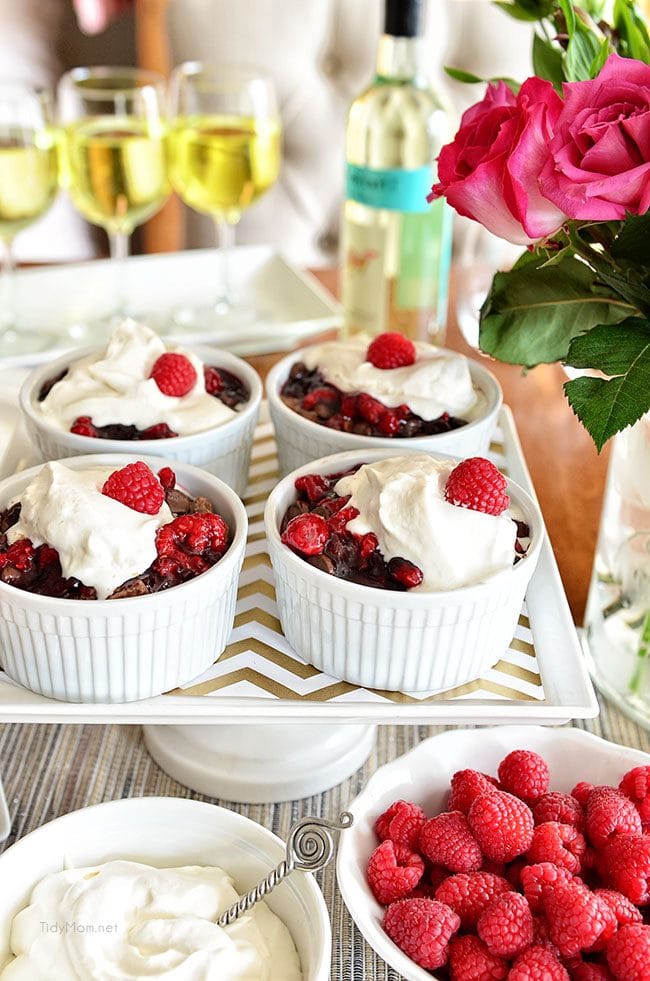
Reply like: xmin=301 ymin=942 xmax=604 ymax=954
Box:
xmin=346 ymin=164 xmax=432 ymax=213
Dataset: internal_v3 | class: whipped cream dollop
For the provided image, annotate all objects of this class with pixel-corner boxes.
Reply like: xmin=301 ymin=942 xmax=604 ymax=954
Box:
xmin=0 ymin=860 xmax=302 ymax=981
xmin=7 ymin=463 xmax=172 ymax=599
xmin=335 ymin=455 xmax=517 ymax=591
xmin=301 ymin=338 xmax=480 ymax=421
xmin=38 ymin=320 xmax=241 ymax=436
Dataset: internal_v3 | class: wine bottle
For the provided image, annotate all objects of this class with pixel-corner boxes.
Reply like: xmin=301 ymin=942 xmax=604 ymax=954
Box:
xmin=341 ymin=0 xmax=453 ymax=344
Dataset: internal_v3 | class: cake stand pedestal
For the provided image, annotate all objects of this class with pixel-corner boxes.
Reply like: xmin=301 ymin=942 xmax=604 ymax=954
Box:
xmin=143 ymin=723 xmax=377 ymax=803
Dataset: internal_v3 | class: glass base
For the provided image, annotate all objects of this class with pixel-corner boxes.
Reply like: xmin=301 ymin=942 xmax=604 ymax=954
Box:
xmin=0 ymin=324 xmax=52 ymax=360
xmin=583 ymin=630 xmax=650 ymax=730
xmin=170 ymin=299 xmax=257 ymax=341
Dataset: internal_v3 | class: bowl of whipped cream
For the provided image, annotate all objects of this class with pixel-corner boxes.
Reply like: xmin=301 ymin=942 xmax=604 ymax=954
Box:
xmin=19 ymin=320 xmax=263 ymax=497
xmin=0 ymin=797 xmax=330 ymax=980
xmin=265 ymin=449 xmax=543 ymax=693
xmin=266 ymin=336 xmax=502 ymax=475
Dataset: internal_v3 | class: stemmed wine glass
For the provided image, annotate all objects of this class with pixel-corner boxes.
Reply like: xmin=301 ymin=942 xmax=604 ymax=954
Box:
xmin=168 ymin=62 xmax=281 ymax=330
xmin=0 ymin=81 xmax=58 ymax=356
xmin=58 ymin=66 xmax=170 ymax=329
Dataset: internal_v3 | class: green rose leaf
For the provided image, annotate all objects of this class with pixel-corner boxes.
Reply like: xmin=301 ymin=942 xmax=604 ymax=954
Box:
xmin=479 ymin=252 xmax=633 ymax=366
xmin=613 ymin=0 xmax=650 ymax=61
xmin=558 ymin=0 xmax=605 ymax=79
xmin=612 ymin=213 xmax=650 ymax=265
xmin=444 ymin=67 xmax=484 ymax=84
xmin=564 ymin=317 xmax=650 ymax=450
xmin=495 ymin=0 xmax=553 ymax=21
xmin=532 ymin=32 xmax=566 ymax=88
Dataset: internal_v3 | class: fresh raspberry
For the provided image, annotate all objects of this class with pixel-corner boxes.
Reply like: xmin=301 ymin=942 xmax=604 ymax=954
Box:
xmin=572 ymin=782 xmax=596 ymax=806
xmin=378 ymin=411 xmax=400 ymax=436
xmin=419 ymin=811 xmax=482 ymax=873
xmin=294 ymin=473 xmax=331 ymax=503
xmin=527 ymin=822 xmax=587 ymax=874
xmin=359 ymin=532 xmax=379 ymax=560
xmin=619 ymin=766 xmax=650 ymax=826
xmin=586 ymin=786 xmax=642 ymax=849
xmin=366 ymin=332 xmax=416 ymax=370
xmin=449 ymin=769 xmax=498 ymax=815
xmin=387 ymin=556 xmax=423 ymax=589
xmin=434 ymin=871 xmax=512 ymax=929
xmin=150 ymin=352 xmax=198 ymax=397
xmin=301 ymin=387 xmax=337 ymax=411
xmin=477 ymin=891 xmax=534 ymax=958
xmin=140 ymin=422 xmax=178 ymax=439
xmin=102 ymin=461 xmax=164 ymax=515
xmin=155 ymin=512 xmax=228 ymax=562
xmin=544 ymin=880 xmax=616 ymax=958
xmin=497 ymin=749 xmax=550 ymax=801
xmin=521 ymin=862 xmax=576 ymax=913
xmin=383 ymin=897 xmax=460 ymax=971
xmin=357 ymin=392 xmax=386 ymax=424
xmin=203 ymin=365 xmax=223 ymax=394
xmin=157 ymin=466 xmax=176 ymax=491
xmin=606 ymin=923 xmax=650 ymax=980
xmin=281 ymin=513 xmax=329 ymax=556
xmin=428 ymin=864 xmax=450 ymax=892
xmin=508 ymin=946 xmax=569 ymax=980
xmin=505 ymin=857 xmax=528 ymax=889
xmin=366 ymin=839 xmax=424 ymax=905
xmin=598 ymin=834 xmax=650 ymax=904
xmin=568 ymin=963 xmax=614 ymax=981
xmin=532 ymin=792 xmax=585 ymax=831
xmin=70 ymin=415 xmax=97 ymax=437
xmin=444 ymin=457 xmax=510 ymax=516
xmin=531 ymin=914 xmax=562 ymax=957
xmin=447 ymin=934 xmax=508 ymax=981
xmin=374 ymin=799 xmax=427 ymax=850
xmin=468 ymin=790 xmax=534 ymax=863
xmin=594 ymin=888 xmax=643 ymax=927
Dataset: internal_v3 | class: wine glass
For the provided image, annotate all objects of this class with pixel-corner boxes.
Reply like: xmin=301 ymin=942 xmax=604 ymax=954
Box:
xmin=0 ymin=81 xmax=58 ymax=356
xmin=169 ymin=62 xmax=281 ymax=330
xmin=58 ymin=66 xmax=170 ymax=327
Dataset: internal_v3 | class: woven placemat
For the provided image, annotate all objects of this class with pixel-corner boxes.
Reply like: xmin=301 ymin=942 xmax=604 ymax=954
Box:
xmin=1 ymin=693 xmax=649 ymax=979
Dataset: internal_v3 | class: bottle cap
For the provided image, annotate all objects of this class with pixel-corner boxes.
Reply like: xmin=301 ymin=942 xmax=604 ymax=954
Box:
xmin=384 ymin=0 xmax=425 ymax=37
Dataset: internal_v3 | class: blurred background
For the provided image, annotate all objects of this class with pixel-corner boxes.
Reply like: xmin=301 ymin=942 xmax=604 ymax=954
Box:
xmin=3 ymin=0 xmax=537 ymax=270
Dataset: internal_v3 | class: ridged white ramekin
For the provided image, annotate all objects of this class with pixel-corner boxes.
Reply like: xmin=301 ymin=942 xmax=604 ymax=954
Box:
xmin=266 ymin=344 xmax=503 ymax=475
xmin=0 ymin=454 xmax=247 ymax=703
xmin=264 ymin=449 xmax=543 ymax=693
xmin=20 ymin=346 xmax=262 ymax=497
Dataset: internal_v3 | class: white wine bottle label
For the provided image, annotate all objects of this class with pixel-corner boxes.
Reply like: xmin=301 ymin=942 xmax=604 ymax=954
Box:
xmin=346 ymin=164 xmax=431 ymax=213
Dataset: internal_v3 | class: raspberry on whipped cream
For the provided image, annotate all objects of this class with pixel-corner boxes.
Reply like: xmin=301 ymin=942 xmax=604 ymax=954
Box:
xmin=300 ymin=337 xmax=480 ymax=421
xmin=37 ymin=320 xmax=247 ymax=437
xmin=335 ymin=455 xmax=517 ymax=591
xmin=0 ymin=860 xmax=302 ymax=980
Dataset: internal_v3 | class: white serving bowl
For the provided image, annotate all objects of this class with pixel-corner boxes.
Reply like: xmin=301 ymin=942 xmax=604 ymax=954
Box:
xmin=20 ymin=345 xmax=262 ymax=497
xmin=264 ymin=449 xmax=542 ymax=692
xmin=266 ymin=343 xmax=503 ymax=475
xmin=337 ymin=726 xmax=650 ymax=981
xmin=0 ymin=796 xmax=330 ymax=980
xmin=0 ymin=454 xmax=247 ymax=703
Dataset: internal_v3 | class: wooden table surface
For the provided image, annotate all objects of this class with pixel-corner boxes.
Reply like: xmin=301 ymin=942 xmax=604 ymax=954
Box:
xmin=247 ymin=267 xmax=610 ymax=626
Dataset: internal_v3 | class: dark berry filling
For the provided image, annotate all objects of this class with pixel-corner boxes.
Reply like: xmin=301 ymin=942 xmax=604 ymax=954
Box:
xmin=280 ymin=362 xmax=468 ymax=438
xmin=0 ymin=472 xmax=230 ymax=600
xmin=280 ymin=467 xmax=531 ymax=590
xmin=38 ymin=365 xmax=249 ymax=441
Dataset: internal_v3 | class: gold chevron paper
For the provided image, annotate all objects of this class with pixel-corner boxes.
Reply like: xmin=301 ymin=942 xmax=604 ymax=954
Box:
xmin=176 ymin=419 xmax=545 ymax=705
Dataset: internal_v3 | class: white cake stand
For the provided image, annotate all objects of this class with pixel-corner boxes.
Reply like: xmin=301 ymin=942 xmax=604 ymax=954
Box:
xmin=143 ymin=723 xmax=377 ymax=803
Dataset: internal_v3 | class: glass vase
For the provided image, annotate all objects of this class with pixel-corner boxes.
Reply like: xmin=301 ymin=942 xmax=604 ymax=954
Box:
xmin=585 ymin=412 xmax=650 ymax=725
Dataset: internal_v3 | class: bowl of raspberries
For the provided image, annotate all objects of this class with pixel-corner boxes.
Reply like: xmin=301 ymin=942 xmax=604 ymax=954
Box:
xmin=337 ymin=725 xmax=650 ymax=980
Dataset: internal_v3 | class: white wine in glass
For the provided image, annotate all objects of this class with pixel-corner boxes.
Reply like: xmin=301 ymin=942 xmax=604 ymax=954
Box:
xmin=58 ymin=67 xmax=170 ymax=326
xmin=169 ymin=63 xmax=281 ymax=329
xmin=0 ymin=81 xmax=58 ymax=355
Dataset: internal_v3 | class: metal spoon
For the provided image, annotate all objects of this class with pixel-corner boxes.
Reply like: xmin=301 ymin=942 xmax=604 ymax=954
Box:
xmin=217 ymin=811 xmax=353 ymax=927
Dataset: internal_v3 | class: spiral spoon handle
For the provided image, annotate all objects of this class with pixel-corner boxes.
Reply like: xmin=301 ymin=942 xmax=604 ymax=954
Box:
xmin=217 ymin=812 xmax=353 ymax=927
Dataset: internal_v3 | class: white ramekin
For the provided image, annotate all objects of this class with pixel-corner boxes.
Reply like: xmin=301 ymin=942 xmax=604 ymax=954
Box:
xmin=20 ymin=346 xmax=262 ymax=497
xmin=264 ymin=449 xmax=543 ymax=693
xmin=0 ymin=797 xmax=331 ymax=980
xmin=266 ymin=343 xmax=503 ymax=475
xmin=0 ymin=454 xmax=247 ymax=703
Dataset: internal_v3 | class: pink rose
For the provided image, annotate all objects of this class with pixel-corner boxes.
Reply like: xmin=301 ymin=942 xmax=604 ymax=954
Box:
xmin=540 ymin=54 xmax=650 ymax=220
xmin=430 ymin=78 xmax=566 ymax=245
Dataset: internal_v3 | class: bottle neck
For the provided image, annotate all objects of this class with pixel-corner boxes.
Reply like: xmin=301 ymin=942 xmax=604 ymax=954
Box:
xmin=375 ymin=34 xmax=422 ymax=82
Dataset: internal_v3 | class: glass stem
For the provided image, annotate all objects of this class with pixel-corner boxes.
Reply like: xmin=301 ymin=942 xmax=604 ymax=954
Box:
xmin=108 ymin=230 xmax=130 ymax=319
xmin=0 ymin=237 xmax=16 ymax=334
xmin=214 ymin=215 xmax=235 ymax=313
